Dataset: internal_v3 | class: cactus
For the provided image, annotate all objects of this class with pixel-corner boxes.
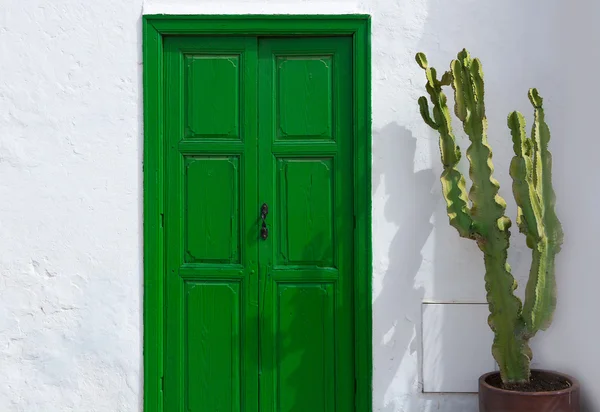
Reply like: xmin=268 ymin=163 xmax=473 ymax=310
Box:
xmin=416 ymin=49 xmax=563 ymax=384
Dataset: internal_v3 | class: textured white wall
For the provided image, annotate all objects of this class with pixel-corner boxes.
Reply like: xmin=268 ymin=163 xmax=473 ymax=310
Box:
xmin=1 ymin=0 xmax=597 ymax=411
xmin=1 ymin=1 xmax=144 ymax=411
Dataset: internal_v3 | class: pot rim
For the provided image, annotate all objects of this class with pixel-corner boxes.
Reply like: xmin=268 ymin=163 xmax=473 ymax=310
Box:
xmin=479 ymin=369 xmax=580 ymax=396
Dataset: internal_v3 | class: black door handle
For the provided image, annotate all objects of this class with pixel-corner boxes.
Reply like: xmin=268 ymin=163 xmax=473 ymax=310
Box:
xmin=260 ymin=203 xmax=269 ymax=240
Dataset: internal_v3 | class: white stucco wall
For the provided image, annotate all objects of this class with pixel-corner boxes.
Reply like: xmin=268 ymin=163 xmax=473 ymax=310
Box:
xmin=1 ymin=0 xmax=598 ymax=411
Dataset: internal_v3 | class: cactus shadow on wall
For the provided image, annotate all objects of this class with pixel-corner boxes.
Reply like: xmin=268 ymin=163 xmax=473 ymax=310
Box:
xmin=372 ymin=123 xmax=438 ymax=411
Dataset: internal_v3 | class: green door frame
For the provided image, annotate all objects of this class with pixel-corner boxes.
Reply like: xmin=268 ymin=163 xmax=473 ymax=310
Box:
xmin=142 ymin=14 xmax=372 ymax=412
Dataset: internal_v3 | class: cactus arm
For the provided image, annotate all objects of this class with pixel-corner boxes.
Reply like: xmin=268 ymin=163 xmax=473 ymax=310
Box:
xmin=435 ymin=92 xmax=473 ymax=238
xmin=451 ymin=59 xmax=468 ymax=122
xmin=451 ymin=50 xmax=530 ymax=383
xmin=440 ymin=71 xmax=452 ymax=86
xmin=440 ymin=169 xmax=472 ymax=238
xmin=415 ymin=53 xmax=473 ymax=238
xmin=521 ymin=89 xmax=564 ymax=336
xmin=508 ymin=111 xmax=543 ymax=246
xmin=418 ymin=96 xmax=439 ymax=129
xmin=529 ymin=89 xmax=563 ymax=246
xmin=436 ymin=92 xmax=473 ymax=238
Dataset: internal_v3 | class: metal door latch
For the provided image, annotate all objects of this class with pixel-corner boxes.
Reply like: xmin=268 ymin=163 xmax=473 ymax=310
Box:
xmin=260 ymin=203 xmax=269 ymax=240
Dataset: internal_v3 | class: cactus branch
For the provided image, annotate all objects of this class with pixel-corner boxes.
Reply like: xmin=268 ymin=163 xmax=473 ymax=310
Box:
xmin=418 ymin=97 xmax=438 ymax=129
xmin=519 ymin=89 xmax=564 ymax=336
xmin=440 ymin=71 xmax=453 ymax=86
xmin=508 ymin=111 xmax=543 ymax=246
xmin=415 ymin=53 xmax=473 ymax=238
xmin=449 ymin=49 xmax=529 ymax=382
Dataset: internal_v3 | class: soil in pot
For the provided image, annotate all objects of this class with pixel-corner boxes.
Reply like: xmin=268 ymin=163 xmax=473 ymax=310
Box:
xmin=486 ymin=370 xmax=572 ymax=392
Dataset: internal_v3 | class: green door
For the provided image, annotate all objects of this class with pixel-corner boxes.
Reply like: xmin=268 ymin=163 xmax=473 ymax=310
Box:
xmin=163 ymin=35 xmax=354 ymax=412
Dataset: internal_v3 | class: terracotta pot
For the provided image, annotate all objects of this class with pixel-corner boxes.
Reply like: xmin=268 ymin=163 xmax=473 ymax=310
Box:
xmin=479 ymin=369 xmax=580 ymax=412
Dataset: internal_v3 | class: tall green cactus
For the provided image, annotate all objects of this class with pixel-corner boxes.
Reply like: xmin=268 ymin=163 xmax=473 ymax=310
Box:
xmin=416 ymin=49 xmax=563 ymax=384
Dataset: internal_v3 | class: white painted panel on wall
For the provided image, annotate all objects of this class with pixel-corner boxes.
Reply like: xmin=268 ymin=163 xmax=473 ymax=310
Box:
xmin=422 ymin=303 xmax=495 ymax=393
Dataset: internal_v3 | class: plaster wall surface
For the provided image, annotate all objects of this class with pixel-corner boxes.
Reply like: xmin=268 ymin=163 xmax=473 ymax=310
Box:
xmin=1 ymin=0 xmax=597 ymax=411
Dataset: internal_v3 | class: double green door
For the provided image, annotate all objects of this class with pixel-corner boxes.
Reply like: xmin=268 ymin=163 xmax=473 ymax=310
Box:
xmin=164 ymin=36 xmax=355 ymax=411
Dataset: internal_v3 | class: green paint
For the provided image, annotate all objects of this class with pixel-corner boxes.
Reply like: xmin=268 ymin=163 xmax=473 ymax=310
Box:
xmin=277 ymin=159 xmax=334 ymax=265
xmin=186 ymin=281 xmax=242 ymax=411
xmin=185 ymin=157 xmax=240 ymax=263
xmin=144 ymin=15 xmax=371 ymax=412
xmin=278 ymin=56 xmax=333 ymax=138
xmin=185 ymin=54 xmax=240 ymax=138
xmin=143 ymin=16 xmax=164 ymax=412
xmin=416 ymin=49 xmax=563 ymax=384
xmin=277 ymin=283 xmax=335 ymax=411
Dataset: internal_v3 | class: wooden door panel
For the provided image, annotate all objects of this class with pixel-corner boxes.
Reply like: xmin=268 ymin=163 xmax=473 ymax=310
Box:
xmin=277 ymin=56 xmax=333 ymax=139
xmin=258 ymin=37 xmax=355 ymax=412
xmin=276 ymin=158 xmax=335 ymax=267
xmin=185 ymin=281 xmax=242 ymax=411
xmin=184 ymin=54 xmax=241 ymax=139
xmin=164 ymin=37 xmax=259 ymax=412
xmin=185 ymin=156 xmax=240 ymax=263
xmin=276 ymin=282 xmax=335 ymax=411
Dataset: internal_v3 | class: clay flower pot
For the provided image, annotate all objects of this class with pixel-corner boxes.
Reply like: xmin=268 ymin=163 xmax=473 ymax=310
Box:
xmin=479 ymin=369 xmax=580 ymax=412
